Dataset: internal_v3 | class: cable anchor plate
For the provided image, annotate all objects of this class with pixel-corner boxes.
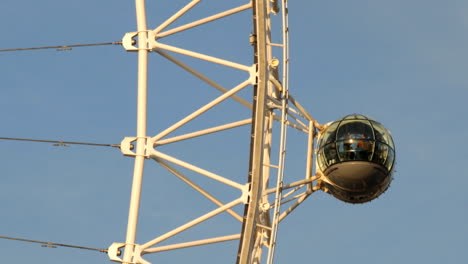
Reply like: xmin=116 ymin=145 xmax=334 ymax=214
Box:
xmin=120 ymin=137 xmax=151 ymax=158
xmin=108 ymin=243 xmax=150 ymax=264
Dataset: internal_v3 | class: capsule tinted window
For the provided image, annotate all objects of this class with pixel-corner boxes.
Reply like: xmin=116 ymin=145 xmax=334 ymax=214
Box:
xmin=357 ymin=140 xmax=375 ymax=161
xmin=323 ymin=143 xmax=338 ymax=166
xmin=337 ymin=140 xmax=356 ymax=161
xmin=320 ymin=122 xmax=339 ymax=147
xmin=371 ymin=121 xmax=393 ymax=148
xmin=385 ymin=148 xmax=395 ymax=171
xmin=372 ymin=142 xmax=389 ymax=166
xmin=387 ymin=131 xmax=395 ymax=149
xmin=317 ymin=150 xmax=325 ymax=171
xmin=336 ymin=120 xmax=374 ymax=141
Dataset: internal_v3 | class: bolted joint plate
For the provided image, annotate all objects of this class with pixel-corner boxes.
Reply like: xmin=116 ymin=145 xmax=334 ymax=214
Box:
xmin=108 ymin=243 xmax=125 ymax=262
xmin=120 ymin=137 xmax=153 ymax=158
xmin=122 ymin=32 xmax=139 ymax=51
xmin=108 ymin=243 xmax=150 ymax=264
xmin=241 ymin=183 xmax=251 ymax=204
xmin=122 ymin=31 xmax=157 ymax=51
xmin=249 ymin=65 xmax=258 ymax=85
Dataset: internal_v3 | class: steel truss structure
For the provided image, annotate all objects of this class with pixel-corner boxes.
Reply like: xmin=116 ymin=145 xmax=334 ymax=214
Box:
xmin=107 ymin=1 xmax=324 ymax=263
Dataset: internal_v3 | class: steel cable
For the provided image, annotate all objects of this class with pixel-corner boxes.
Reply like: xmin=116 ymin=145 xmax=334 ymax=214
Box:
xmin=0 ymin=41 xmax=122 ymax=52
xmin=0 ymin=136 xmax=120 ymax=148
xmin=0 ymin=235 xmax=108 ymax=253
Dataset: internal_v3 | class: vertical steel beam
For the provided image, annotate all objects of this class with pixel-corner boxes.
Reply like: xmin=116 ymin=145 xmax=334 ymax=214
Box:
xmin=236 ymin=0 xmax=270 ymax=263
xmin=123 ymin=0 xmax=149 ymax=263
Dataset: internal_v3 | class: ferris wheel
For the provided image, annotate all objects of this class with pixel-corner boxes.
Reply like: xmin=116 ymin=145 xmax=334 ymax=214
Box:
xmin=1 ymin=1 xmax=395 ymax=264
xmin=103 ymin=1 xmax=396 ymax=263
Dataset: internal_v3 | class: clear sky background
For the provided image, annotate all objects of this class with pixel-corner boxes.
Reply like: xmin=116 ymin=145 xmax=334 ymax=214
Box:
xmin=1 ymin=0 xmax=467 ymax=263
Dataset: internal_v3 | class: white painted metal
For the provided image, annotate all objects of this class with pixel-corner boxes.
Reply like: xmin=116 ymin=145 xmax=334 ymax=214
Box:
xmin=122 ymin=0 xmax=149 ymax=264
xmin=151 ymin=79 xmax=252 ymax=142
xmin=155 ymin=50 xmax=253 ymax=109
xmin=153 ymin=42 xmax=252 ymax=72
xmin=154 ymin=158 xmax=244 ymax=222
xmin=155 ymin=119 xmax=252 ymax=146
xmin=236 ymin=0 xmax=271 ymax=262
xmin=144 ymin=234 xmax=242 ymax=253
xmin=155 ymin=2 xmax=253 ymax=38
xmin=141 ymin=198 xmax=243 ymax=250
xmin=306 ymin=121 xmax=316 ymax=193
xmin=110 ymin=1 xmax=326 ymax=263
xmin=278 ymin=191 xmax=312 ymax=222
xmin=152 ymin=0 xmax=201 ymax=35
xmin=150 ymin=149 xmax=245 ymax=190
xmin=272 ymin=115 xmax=308 ymax=133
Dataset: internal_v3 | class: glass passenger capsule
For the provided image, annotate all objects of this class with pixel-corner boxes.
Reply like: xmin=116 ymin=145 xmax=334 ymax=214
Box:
xmin=317 ymin=114 xmax=395 ymax=203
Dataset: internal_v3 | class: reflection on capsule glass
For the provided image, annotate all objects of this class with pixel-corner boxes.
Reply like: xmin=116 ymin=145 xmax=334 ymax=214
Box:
xmin=317 ymin=114 xmax=395 ymax=203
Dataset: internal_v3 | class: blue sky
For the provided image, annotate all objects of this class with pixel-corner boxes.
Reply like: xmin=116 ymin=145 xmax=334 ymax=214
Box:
xmin=1 ymin=1 xmax=467 ymax=263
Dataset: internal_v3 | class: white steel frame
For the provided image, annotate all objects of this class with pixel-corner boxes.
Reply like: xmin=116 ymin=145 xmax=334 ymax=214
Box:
xmin=108 ymin=1 xmax=324 ymax=264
